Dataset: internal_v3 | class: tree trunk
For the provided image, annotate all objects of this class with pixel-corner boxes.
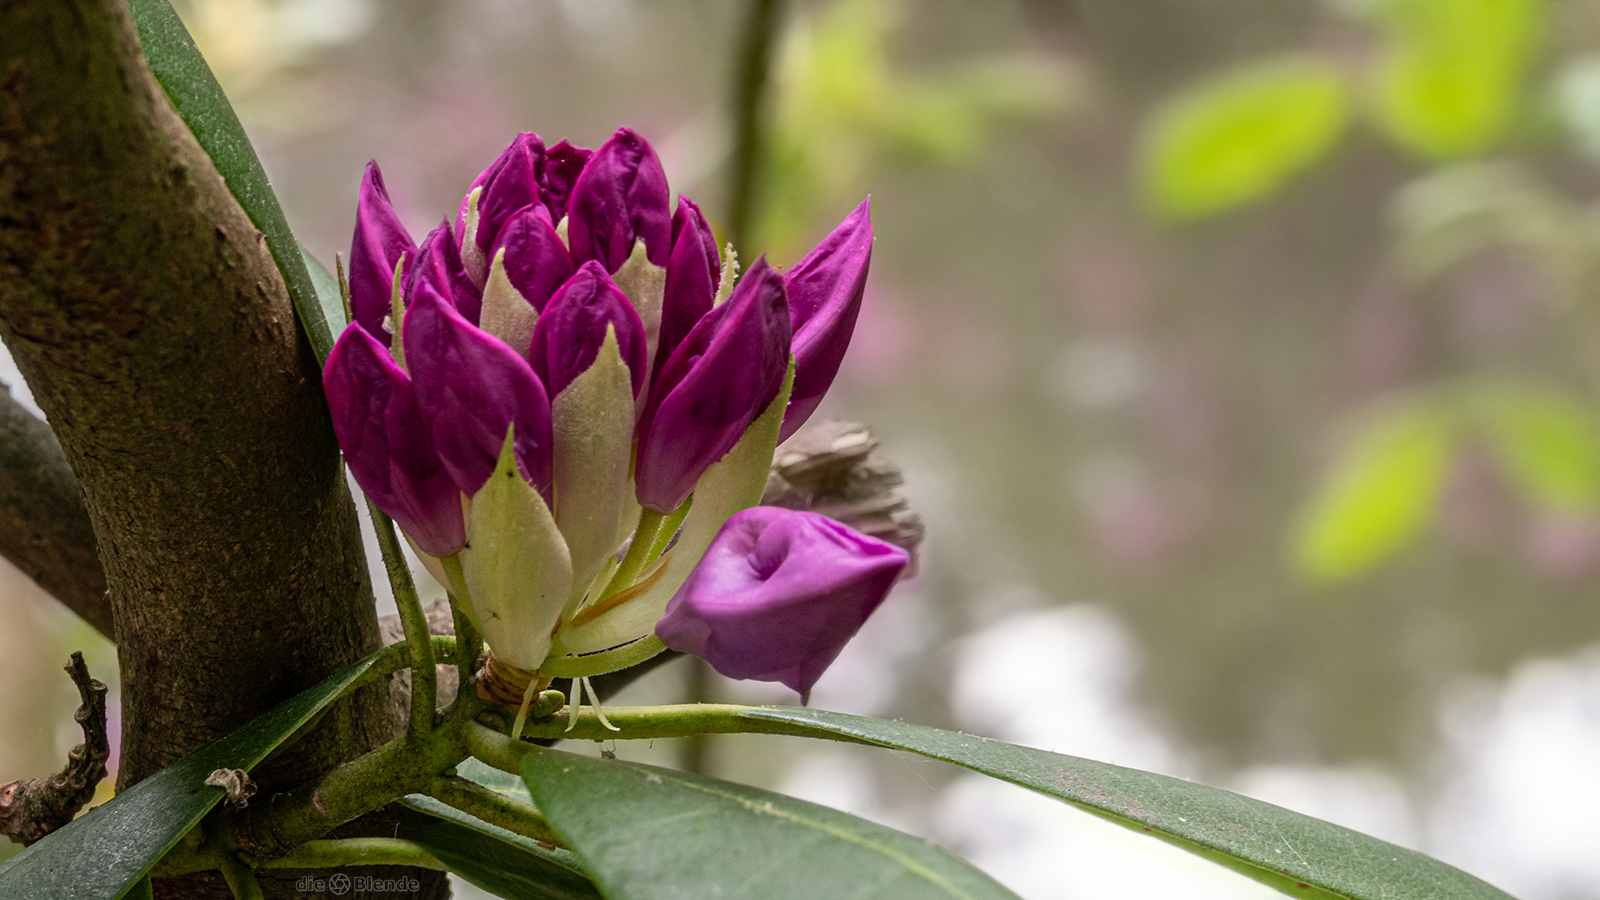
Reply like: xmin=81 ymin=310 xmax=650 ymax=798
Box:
xmin=0 ymin=0 xmax=445 ymax=895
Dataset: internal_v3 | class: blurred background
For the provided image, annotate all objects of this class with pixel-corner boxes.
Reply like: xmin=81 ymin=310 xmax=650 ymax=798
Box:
xmin=6 ymin=0 xmax=1600 ymax=896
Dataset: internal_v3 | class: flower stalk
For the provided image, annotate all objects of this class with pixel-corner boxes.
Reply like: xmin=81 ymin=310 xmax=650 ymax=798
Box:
xmin=367 ymin=502 xmax=436 ymax=733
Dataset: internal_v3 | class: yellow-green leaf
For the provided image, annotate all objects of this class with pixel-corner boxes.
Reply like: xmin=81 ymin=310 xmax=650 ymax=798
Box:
xmin=1141 ymin=55 xmax=1350 ymax=220
xmin=1368 ymin=0 xmax=1543 ymax=159
xmin=1472 ymin=382 xmax=1600 ymax=511
xmin=464 ymin=429 xmax=573 ymax=671
xmin=1294 ymin=402 xmax=1455 ymax=581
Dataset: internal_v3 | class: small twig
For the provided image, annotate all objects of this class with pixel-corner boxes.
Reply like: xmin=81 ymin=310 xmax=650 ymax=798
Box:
xmin=0 ymin=652 xmax=110 ymax=846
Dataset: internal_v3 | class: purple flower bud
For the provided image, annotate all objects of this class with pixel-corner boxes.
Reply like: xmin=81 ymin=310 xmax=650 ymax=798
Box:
xmin=566 ymin=127 xmax=672 ymax=272
xmin=488 ymin=204 xmax=575 ymax=313
xmin=403 ymin=283 xmax=554 ymax=500
xmin=655 ymin=507 xmax=910 ymax=703
xmin=657 ymin=195 xmax=719 ymax=381
xmin=323 ymin=325 xmax=464 ymax=555
xmin=349 ymin=160 xmax=415 ymax=344
xmin=671 ymin=195 xmax=722 ymax=283
xmin=456 ymin=133 xmax=540 ymax=233
xmin=635 ymin=257 xmax=792 ymax=513
xmin=779 ymin=198 xmax=873 ymax=443
xmin=474 ymin=132 xmax=547 ymax=258
xmin=528 ymin=261 xmax=648 ymax=399
xmin=405 ymin=220 xmax=483 ymax=325
xmin=541 ymin=139 xmax=592 ymax=221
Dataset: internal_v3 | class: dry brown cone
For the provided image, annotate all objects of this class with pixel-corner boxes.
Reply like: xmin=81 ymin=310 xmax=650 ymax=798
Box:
xmin=762 ymin=419 xmax=925 ymax=575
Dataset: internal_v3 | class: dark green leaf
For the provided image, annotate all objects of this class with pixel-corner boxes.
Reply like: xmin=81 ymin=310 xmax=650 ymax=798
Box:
xmin=126 ymin=0 xmax=338 ymax=362
xmin=401 ymin=797 xmax=601 ymax=900
xmin=1141 ymin=55 xmax=1349 ymax=220
xmin=0 ymin=653 xmax=386 ymax=900
xmin=714 ymin=707 xmax=1513 ymax=900
xmin=1369 ymin=0 xmax=1542 ymax=158
xmin=522 ymin=749 xmax=1022 ymax=900
xmin=1293 ymin=401 xmax=1455 ymax=581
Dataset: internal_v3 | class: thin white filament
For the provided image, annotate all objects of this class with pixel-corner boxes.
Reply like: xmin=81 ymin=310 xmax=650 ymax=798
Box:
xmin=582 ymin=676 xmax=621 ymax=732
xmin=511 ymin=675 xmax=541 ymax=740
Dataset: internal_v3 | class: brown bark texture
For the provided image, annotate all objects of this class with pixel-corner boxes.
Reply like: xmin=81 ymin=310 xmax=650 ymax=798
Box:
xmin=0 ymin=390 xmax=111 ymax=636
xmin=0 ymin=0 xmax=440 ymax=895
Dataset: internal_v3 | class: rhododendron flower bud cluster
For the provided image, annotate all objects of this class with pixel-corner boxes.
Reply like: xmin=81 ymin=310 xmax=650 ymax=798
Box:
xmin=324 ymin=126 xmax=905 ymax=702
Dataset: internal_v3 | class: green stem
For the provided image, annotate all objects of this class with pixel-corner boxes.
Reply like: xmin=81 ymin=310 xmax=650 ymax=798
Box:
xmin=465 ymin=704 xmax=876 ymax=773
xmin=252 ymin=838 xmax=446 ymax=871
xmin=217 ymin=852 xmax=264 ymax=900
xmin=367 ymin=502 xmax=436 ymax=733
xmin=428 ymin=776 xmax=565 ymax=847
xmin=441 ymin=553 xmax=482 ymax=698
xmin=601 ymin=509 xmax=666 ymax=599
xmin=231 ymin=710 xmax=471 ymax=860
xmin=647 ymin=496 xmax=692 ymax=564
xmin=679 ymin=658 xmax=713 ymax=775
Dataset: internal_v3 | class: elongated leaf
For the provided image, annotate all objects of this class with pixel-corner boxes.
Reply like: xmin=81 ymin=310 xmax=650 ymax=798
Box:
xmin=1141 ymin=55 xmax=1349 ymax=220
xmin=1369 ymin=0 xmax=1542 ymax=159
xmin=522 ymin=749 xmax=1022 ymax=900
xmin=1472 ymin=382 xmax=1600 ymax=511
xmin=0 ymin=652 xmax=387 ymax=900
xmin=709 ymin=707 xmax=1514 ymax=900
xmin=127 ymin=0 xmax=338 ymax=362
xmin=1293 ymin=401 xmax=1455 ymax=581
xmin=401 ymin=797 xmax=601 ymax=900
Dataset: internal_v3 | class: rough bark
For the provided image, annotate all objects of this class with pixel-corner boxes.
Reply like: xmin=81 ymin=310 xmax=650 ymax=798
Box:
xmin=0 ymin=391 xmax=111 ymax=637
xmin=0 ymin=0 xmax=439 ymax=895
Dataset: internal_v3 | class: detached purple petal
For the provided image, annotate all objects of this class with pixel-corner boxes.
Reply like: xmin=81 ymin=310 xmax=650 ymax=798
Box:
xmin=528 ymin=261 xmax=648 ymax=399
xmin=489 ymin=205 xmax=575 ymax=312
xmin=324 ymin=325 xmax=464 ymax=555
xmin=403 ymin=283 xmax=554 ymax=500
xmin=779 ymin=198 xmax=873 ymax=443
xmin=657 ymin=195 xmax=719 ymax=380
xmin=566 ymin=127 xmax=672 ymax=272
xmin=406 ymin=221 xmax=483 ymax=325
xmin=349 ymin=161 xmax=416 ymax=344
xmin=474 ymin=132 xmax=547 ymax=257
xmin=540 ymin=140 xmax=592 ymax=221
xmin=655 ymin=507 xmax=909 ymax=703
xmin=635 ymin=257 xmax=792 ymax=513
